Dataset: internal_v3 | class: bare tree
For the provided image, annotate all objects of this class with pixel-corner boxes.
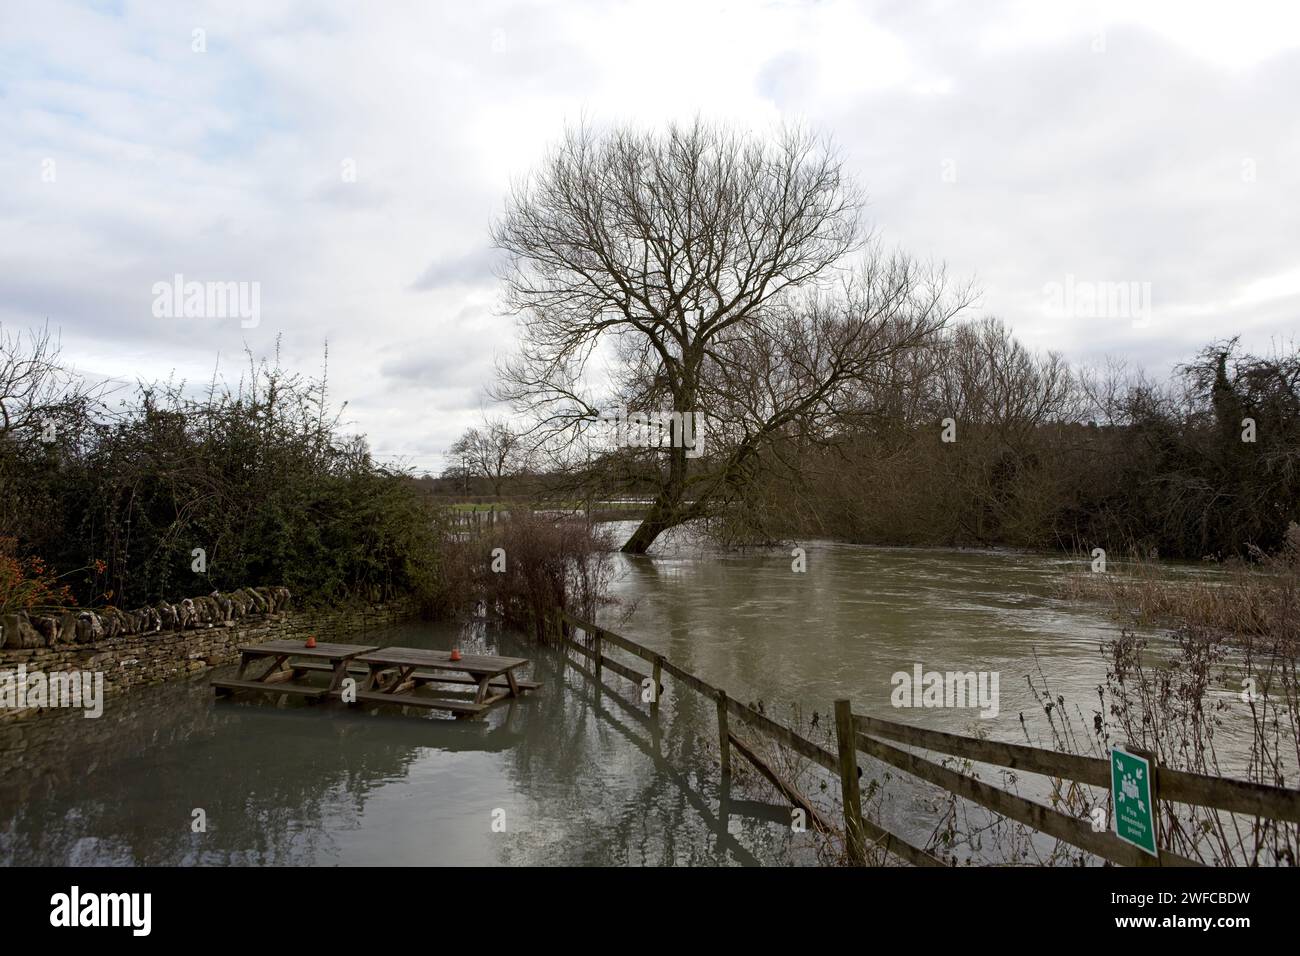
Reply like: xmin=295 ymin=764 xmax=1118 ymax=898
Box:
xmin=492 ymin=119 xmax=972 ymax=552
xmin=448 ymin=417 xmax=529 ymax=497
xmin=0 ymin=322 xmax=107 ymax=442
xmin=938 ymin=317 xmax=1076 ymax=439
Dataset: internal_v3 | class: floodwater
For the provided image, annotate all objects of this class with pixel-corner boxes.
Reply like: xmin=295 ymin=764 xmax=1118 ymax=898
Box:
xmin=0 ymin=617 xmax=764 ymax=866
xmin=0 ymin=524 xmax=1237 ymax=866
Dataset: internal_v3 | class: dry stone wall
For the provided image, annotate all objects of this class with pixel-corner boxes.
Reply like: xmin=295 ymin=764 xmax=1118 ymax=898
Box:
xmin=0 ymin=587 xmax=416 ymax=722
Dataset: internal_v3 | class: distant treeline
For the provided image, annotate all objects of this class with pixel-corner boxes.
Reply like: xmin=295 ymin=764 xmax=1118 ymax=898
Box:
xmin=717 ymin=321 xmax=1300 ymax=560
xmin=0 ymin=330 xmax=451 ymax=612
xmin=5 ymin=317 xmax=1295 ymax=621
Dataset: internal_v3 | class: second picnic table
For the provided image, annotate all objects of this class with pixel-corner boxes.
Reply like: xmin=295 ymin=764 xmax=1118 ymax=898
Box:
xmin=212 ymin=641 xmax=538 ymax=719
xmin=350 ymin=646 xmax=534 ymax=717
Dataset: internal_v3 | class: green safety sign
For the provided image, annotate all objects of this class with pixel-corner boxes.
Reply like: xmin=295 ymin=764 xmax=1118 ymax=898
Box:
xmin=1111 ymin=747 xmax=1157 ymax=857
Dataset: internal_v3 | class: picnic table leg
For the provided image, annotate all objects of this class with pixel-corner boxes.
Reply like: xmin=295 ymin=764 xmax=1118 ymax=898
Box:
xmin=387 ymin=665 xmax=417 ymax=694
xmin=236 ymin=652 xmax=251 ymax=680
xmin=328 ymin=657 xmax=351 ymax=693
xmin=253 ymin=654 xmax=290 ymax=683
xmin=474 ymin=674 xmax=494 ymax=704
xmin=505 ymin=670 xmax=521 ymax=698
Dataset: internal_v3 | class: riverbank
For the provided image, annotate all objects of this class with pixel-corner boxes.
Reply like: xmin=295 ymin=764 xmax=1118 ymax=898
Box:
xmin=1059 ymin=526 xmax=1300 ymax=644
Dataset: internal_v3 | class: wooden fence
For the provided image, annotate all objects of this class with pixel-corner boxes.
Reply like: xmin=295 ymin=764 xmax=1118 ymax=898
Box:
xmin=557 ymin=610 xmax=944 ymax=867
xmin=557 ymin=610 xmax=1300 ymax=867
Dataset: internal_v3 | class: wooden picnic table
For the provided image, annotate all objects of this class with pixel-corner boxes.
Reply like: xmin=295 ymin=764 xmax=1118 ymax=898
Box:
xmin=212 ymin=640 xmax=380 ymax=700
xmin=349 ymin=646 xmax=533 ymax=715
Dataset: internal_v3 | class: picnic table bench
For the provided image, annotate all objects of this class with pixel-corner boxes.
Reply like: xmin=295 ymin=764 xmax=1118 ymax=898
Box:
xmin=211 ymin=640 xmax=379 ymax=701
xmin=343 ymin=647 xmax=534 ymax=717
xmin=291 ymin=658 xmax=543 ymax=693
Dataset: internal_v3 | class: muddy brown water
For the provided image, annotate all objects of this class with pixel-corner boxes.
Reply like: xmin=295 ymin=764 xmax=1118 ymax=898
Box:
xmin=0 ymin=526 xmax=1242 ymax=865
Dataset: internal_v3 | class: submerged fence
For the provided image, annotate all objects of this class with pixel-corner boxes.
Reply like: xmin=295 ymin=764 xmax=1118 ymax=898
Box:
xmin=556 ymin=610 xmax=1300 ymax=867
xmin=450 ymin=509 xmax=502 ymax=533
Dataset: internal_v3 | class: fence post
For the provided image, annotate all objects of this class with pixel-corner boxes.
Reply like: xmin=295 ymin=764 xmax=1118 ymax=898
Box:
xmin=651 ymin=655 xmax=663 ymax=716
xmin=834 ymin=699 xmax=865 ymax=865
xmin=716 ymin=689 xmax=731 ymax=775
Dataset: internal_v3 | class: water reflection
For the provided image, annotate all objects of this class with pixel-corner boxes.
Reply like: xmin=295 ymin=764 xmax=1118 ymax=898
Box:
xmin=0 ymin=619 xmax=798 ymax=866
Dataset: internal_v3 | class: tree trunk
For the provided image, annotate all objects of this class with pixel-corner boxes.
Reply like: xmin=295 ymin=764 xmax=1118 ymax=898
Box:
xmin=621 ymin=445 xmax=690 ymax=553
xmin=621 ymin=511 xmax=673 ymax=554
xmin=621 ymin=484 xmax=686 ymax=553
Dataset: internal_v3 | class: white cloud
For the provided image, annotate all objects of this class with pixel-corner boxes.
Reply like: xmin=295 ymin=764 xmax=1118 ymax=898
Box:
xmin=1 ymin=0 xmax=1297 ymax=472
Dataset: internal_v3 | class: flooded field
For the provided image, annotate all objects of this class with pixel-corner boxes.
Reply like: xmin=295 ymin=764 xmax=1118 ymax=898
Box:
xmin=3 ymin=529 xmax=1233 ymax=866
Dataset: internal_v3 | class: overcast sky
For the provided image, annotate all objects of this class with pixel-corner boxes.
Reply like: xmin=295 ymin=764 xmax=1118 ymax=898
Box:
xmin=3 ymin=0 xmax=1298 ymax=473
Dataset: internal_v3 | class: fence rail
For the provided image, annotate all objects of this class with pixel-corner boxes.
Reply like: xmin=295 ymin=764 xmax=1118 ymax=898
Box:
xmin=853 ymin=713 xmax=1300 ymax=824
xmin=558 ymin=610 xmax=944 ymax=867
xmin=557 ymin=611 xmax=1300 ymax=867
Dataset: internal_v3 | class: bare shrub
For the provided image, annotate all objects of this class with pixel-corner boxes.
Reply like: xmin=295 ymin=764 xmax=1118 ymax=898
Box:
xmin=460 ymin=509 xmax=617 ymax=641
xmin=1054 ymin=530 xmax=1300 ymax=864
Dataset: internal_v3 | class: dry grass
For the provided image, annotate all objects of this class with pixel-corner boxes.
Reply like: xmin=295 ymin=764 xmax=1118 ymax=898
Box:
xmin=1061 ymin=523 xmax=1300 ymax=646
